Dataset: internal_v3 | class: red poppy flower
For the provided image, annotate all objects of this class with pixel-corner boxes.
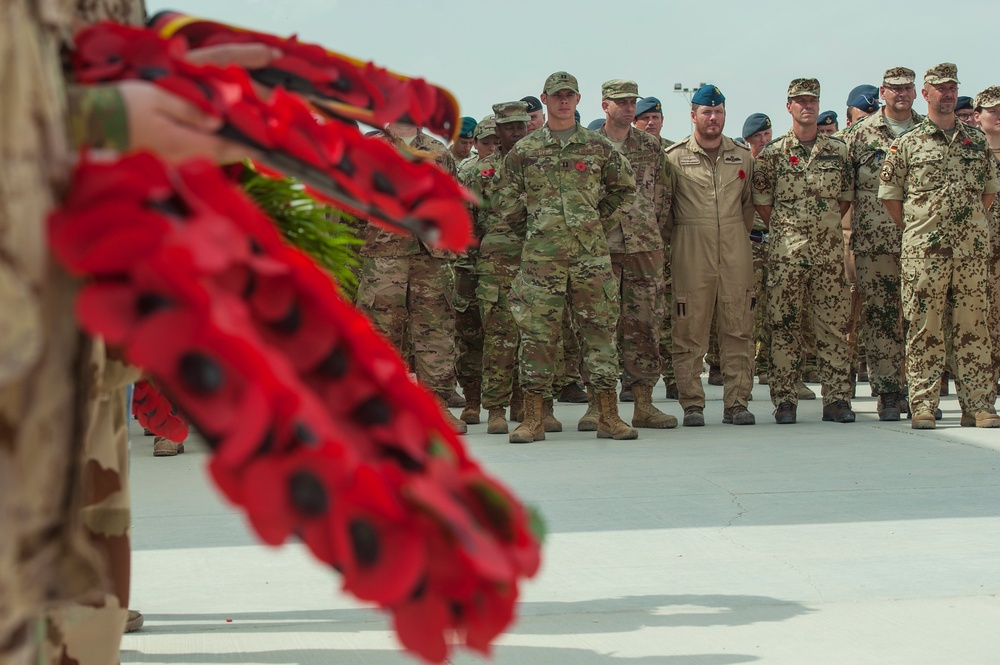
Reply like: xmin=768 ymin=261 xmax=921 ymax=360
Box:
xmin=963 ymin=138 xmax=973 ymax=146
xmin=480 ymin=168 xmax=495 ymax=178
xmin=738 ymin=169 xmax=746 ymax=179
xmin=575 ymin=161 xmax=587 ymax=172
xmin=789 ymin=156 xmax=799 ymax=165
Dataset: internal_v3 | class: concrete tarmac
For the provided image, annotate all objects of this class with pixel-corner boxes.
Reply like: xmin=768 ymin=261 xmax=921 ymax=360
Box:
xmin=123 ymin=379 xmax=1000 ymax=664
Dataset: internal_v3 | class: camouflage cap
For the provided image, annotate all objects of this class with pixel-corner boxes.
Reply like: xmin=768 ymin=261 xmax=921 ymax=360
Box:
xmin=787 ymin=78 xmax=820 ymax=98
xmin=924 ymin=63 xmax=959 ymax=85
xmin=492 ymin=101 xmax=531 ymax=124
xmin=602 ymin=79 xmax=639 ymax=100
xmin=882 ymin=66 xmax=915 ymax=85
xmin=474 ymin=115 xmax=497 ymax=139
xmin=543 ymin=71 xmax=579 ymax=95
xmin=974 ymin=86 xmax=1000 ymax=110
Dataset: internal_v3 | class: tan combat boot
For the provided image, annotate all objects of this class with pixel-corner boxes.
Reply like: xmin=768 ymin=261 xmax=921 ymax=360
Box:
xmin=577 ymin=387 xmax=600 ymax=431
xmin=487 ymin=407 xmax=508 ymax=434
xmin=509 ymin=393 xmax=544 ymax=443
xmin=460 ymin=381 xmax=482 ymax=425
xmin=438 ymin=395 xmax=468 ymax=434
xmin=541 ymin=398 xmax=563 ymax=432
xmin=510 ymin=381 xmax=524 ymax=422
xmin=631 ymin=384 xmax=678 ymax=429
xmin=596 ymin=389 xmax=639 ymax=440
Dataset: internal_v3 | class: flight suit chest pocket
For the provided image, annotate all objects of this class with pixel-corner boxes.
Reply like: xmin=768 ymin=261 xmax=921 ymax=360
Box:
xmin=909 ymin=151 xmax=945 ymax=192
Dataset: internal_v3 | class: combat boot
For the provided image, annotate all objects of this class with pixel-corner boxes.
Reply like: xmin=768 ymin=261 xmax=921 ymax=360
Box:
xmin=877 ymin=393 xmax=902 ymax=422
xmin=822 ymin=400 xmax=856 ymax=423
xmin=541 ymin=398 xmax=563 ymax=432
xmin=960 ymin=412 xmax=976 ymax=427
xmin=664 ymin=382 xmax=679 ymax=399
xmin=438 ymin=396 xmax=467 ymax=434
xmin=619 ymin=383 xmax=635 ymax=402
xmin=509 ymin=393 xmax=544 ymax=443
xmin=577 ymin=387 xmax=600 ymax=431
xmin=911 ymin=410 xmax=936 ymax=429
xmin=797 ymin=382 xmax=816 ymax=400
xmin=460 ymin=381 xmax=482 ymax=425
xmin=723 ymin=405 xmax=756 ymax=425
xmin=708 ymin=366 xmax=724 ymax=386
xmin=596 ymin=390 xmax=639 ymax=440
xmin=774 ymin=401 xmax=796 ymax=424
xmin=682 ymin=406 xmax=705 ymax=427
xmin=975 ymin=412 xmax=1000 ymax=428
xmin=631 ymin=384 xmax=677 ymax=428
xmin=510 ymin=381 xmax=524 ymax=422
xmin=558 ymin=381 xmax=588 ymax=403
xmin=447 ymin=387 xmax=466 ymax=408
xmin=487 ymin=407 xmax=508 ymax=435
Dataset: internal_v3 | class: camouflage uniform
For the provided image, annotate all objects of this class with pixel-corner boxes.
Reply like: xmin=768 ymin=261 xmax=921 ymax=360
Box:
xmin=497 ymin=124 xmax=636 ymax=396
xmin=976 ymin=86 xmax=1000 ymax=391
xmin=844 ymin=101 xmax=924 ymax=397
xmin=2 ymin=1 xmax=145 ymax=662
xmin=753 ymin=124 xmax=855 ymax=408
xmin=595 ymin=122 xmax=670 ymax=390
xmin=356 ymin=132 xmax=459 ymax=399
xmin=658 ymin=136 xmax=678 ymax=390
xmin=666 ymin=134 xmax=755 ymax=411
xmin=878 ymin=92 xmax=1000 ymax=417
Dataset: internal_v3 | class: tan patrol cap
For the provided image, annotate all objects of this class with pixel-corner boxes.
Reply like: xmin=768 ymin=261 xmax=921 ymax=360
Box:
xmin=787 ymin=78 xmax=820 ymax=98
xmin=601 ymin=79 xmax=639 ymax=100
xmin=974 ymin=86 xmax=1000 ymax=110
xmin=883 ymin=66 xmax=915 ymax=85
xmin=492 ymin=101 xmax=531 ymax=124
xmin=543 ymin=71 xmax=579 ymax=95
xmin=474 ymin=115 xmax=497 ymax=139
xmin=924 ymin=63 xmax=960 ymax=85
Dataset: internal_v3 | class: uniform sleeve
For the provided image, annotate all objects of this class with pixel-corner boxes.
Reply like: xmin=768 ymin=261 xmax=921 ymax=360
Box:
xmin=654 ymin=151 xmax=673 ymax=238
xmin=877 ymin=139 xmax=906 ymax=202
xmin=984 ymin=151 xmax=1000 ymax=195
xmin=838 ymin=146 xmax=855 ymax=203
xmin=598 ymin=145 xmax=637 ymax=228
xmin=495 ymin=150 xmax=528 ymax=239
xmin=751 ymin=148 xmax=774 ymax=206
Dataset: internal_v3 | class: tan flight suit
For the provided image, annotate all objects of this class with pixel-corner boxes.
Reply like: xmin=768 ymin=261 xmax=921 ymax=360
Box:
xmin=667 ymin=135 xmax=755 ymax=411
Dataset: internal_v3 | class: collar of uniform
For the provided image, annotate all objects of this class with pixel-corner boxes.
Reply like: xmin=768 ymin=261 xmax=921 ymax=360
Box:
xmin=683 ymin=133 xmax=739 ymax=156
xmin=540 ymin=122 xmax=585 ymax=146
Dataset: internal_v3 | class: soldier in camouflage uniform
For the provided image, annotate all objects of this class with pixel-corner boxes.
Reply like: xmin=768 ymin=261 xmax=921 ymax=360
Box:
xmin=753 ymin=78 xmax=857 ymax=425
xmin=450 ymin=116 xmax=478 ymax=167
xmin=583 ymin=80 xmax=675 ymax=430
xmin=472 ymin=102 xmax=529 ymax=435
xmin=973 ymin=86 xmax=1000 ymax=401
xmin=843 ymin=67 xmax=923 ymax=421
xmin=497 ymin=71 xmax=638 ymax=443
xmin=356 ymin=123 xmax=467 ymax=433
xmin=633 ymin=95 xmax=679 ymax=399
xmin=878 ymin=64 xmax=1000 ymax=429
xmin=742 ymin=114 xmax=774 ymax=386
xmin=453 ymin=116 xmax=500 ymax=426
xmin=667 ymin=85 xmax=756 ymax=427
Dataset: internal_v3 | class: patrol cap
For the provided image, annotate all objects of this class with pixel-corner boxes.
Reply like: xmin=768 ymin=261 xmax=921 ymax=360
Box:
xmin=974 ymin=86 xmax=1000 ymax=110
xmin=474 ymin=115 xmax=497 ymax=140
xmin=787 ymin=78 xmax=820 ymax=98
xmin=741 ymin=112 xmax=771 ymax=139
xmin=924 ymin=63 xmax=959 ymax=85
xmin=818 ymin=110 xmax=838 ymax=126
xmin=955 ymin=96 xmax=974 ymax=111
xmin=691 ymin=84 xmax=725 ymax=107
xmin=492 ymin=101 xmax=531 ymax=124
xmin=543 ymin=71 xmax=580 ymax=95
xmin=847 ymin=84 xmax=880 ymax=112
xmin=587 ymin=118 xmax=605 ymax=130
xmin=635 ymin=96 xmax=662 ymax=117
xmin=458 ymin=116 xmax=478 ymax=139
xmin=883 ymin=66 xmax=915 ymax=85
xmin=602 ymin=79 xmax=639 ymax=100
xmin=520 ymin=95 xmax=543 ymax=113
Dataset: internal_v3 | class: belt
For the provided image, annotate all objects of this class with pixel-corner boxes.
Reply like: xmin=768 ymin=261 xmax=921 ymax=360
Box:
xmin=749 ymin=229 xmax=769 ymax=244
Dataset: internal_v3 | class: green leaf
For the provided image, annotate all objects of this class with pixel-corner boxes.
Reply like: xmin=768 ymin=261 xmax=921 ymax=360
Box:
xmin=238 ymin=163 xmax=363 ymax=299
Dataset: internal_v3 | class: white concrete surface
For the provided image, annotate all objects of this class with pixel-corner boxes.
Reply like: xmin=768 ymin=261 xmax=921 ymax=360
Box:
xmin=123 ymin=380 xmax=1000 ymax=664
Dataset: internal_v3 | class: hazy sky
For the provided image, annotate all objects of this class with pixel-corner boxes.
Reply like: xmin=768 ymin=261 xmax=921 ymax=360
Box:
xmin=148 ymin=0 xmax=1000 ymax=141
